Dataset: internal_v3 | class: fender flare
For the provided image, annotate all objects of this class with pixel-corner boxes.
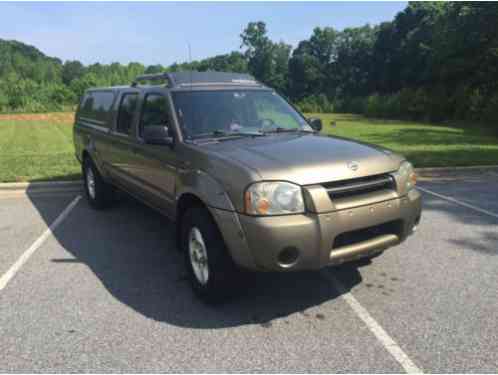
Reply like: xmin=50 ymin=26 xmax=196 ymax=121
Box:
xmin=175 ymin=170 xmax=256 ymax=270
xmin=175 ymin=169 xmax=236 ymax=212
xmin=81 ymin=139 xmax=108 ymax=180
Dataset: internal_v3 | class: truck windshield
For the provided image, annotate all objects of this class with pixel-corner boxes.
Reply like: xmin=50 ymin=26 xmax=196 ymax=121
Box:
xmin=172 ymin=90 xmax=311 ymax=139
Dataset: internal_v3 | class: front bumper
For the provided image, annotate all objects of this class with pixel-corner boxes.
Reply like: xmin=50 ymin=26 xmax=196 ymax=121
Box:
xmin=212 ymin=188 xmax=421 ymax=271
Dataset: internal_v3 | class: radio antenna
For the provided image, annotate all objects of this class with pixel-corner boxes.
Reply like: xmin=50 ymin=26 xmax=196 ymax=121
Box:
xmin=188 ymin=42 xmax=193 ymax=87
xmin=187 ymin=42 xmax=193 ymax=139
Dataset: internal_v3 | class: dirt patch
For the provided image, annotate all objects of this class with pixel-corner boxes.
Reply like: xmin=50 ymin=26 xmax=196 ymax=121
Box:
xmin=0 ymin=112 xmax=75 ymax=124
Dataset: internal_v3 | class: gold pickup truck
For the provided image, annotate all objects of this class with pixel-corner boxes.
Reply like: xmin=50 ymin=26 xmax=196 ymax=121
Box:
xmin=74 ymin=71 xmax=421 ymax=302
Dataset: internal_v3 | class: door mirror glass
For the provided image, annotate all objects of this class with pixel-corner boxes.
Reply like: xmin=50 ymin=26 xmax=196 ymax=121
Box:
xmin=307 ymin=117 xmax=323 ymax=132
xmin=143 ymin=126 xmax=173 ymax=146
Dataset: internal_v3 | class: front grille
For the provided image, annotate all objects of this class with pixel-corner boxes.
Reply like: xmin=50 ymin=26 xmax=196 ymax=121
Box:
xmin=323 ymin=173 xmax=395 ymax=200
xmin=333 ymin=220 xmax=402 ymax=249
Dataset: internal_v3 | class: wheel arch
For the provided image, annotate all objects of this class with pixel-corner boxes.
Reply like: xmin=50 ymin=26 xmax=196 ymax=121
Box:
xmin=174 ymin=189 xmax=256 ymax=270
xmin=81 ymin=146 xmax=107 ymax=180
xmin=175 ymin=192 xmax=210 ymax=249
xmin=174 ymin=168 xmax=237 ymax=249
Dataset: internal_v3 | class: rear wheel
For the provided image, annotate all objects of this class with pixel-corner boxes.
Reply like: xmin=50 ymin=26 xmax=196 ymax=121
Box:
xmin=181 ymin=206 xmax=237 ymax=303
xmin=83 ymin=157 xmax=114 ymax=209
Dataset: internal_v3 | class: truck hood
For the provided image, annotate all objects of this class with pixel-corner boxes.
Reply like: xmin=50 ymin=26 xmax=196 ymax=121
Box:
xmin=201 ymin=133 xmax=404 ymax=185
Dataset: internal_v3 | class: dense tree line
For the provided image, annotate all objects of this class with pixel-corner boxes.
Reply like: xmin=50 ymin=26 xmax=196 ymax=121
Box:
xmin=288 ymin=2 xmax=498 ymax=124
xmin=1 ymin=2 xmax=497 ymax=125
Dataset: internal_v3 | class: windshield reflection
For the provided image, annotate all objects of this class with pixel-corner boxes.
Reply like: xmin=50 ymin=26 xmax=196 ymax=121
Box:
xmin=172 ymin=90 xmax=311 ymax=139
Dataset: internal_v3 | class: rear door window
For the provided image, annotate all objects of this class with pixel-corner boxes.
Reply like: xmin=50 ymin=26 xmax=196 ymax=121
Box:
xmin=116 ymin=93 xmax=139 ymax=136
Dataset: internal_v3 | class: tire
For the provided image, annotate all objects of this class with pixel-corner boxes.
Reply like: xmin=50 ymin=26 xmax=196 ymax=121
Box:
xmin=82 ymin=157 xmax=114 ymax=210
xmin=180 ymin=206 xmax=237 ymax=303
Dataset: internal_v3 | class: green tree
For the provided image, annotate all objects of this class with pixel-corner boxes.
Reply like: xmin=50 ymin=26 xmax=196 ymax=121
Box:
xmin=62 ymin=60 xmax=85 ymax=85
xmin=289 ymin=28 xmax=338 ymax=100
xmin=333 ymin=25 xmax=377 ymax=97
xmin=145 ymin=64 xmax=165 ymax=74
xmin=69 ymin=73 xmax=99 ymax=99
xmin=240 ymin=21 xmax=291 ymax=94
xmin=2 ymin=3 xmax=498 ymax=125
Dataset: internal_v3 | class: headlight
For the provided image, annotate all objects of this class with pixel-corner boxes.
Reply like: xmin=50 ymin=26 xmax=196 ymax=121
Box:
xmin=398 ymin=161 xmax=417 ymax=191
xmin=244 ymin=181 xmax=305 ymax=215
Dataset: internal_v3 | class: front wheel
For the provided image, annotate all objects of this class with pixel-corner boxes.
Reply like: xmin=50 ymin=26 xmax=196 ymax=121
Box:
xmin=181 ymin=207 xmax=237 ymax=303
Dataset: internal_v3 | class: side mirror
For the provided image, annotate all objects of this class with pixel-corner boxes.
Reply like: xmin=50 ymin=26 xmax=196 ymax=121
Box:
xmin=308 ymin=117 xmax=323 ymax=132
xmin=143 ymin=125 xmax=173 ymax=146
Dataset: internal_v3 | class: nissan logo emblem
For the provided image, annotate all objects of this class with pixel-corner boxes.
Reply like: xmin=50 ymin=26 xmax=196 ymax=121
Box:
xmin=348 ymin=161 xmax=359 ymax=171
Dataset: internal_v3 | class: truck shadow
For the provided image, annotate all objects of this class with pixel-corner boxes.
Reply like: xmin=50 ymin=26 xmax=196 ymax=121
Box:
xmin=27 ymin=191 xmax=364 ymax=329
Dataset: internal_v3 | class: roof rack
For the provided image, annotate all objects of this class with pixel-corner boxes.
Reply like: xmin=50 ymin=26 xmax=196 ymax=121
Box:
xmin=131 ymin=71 xmax=262 ymax=89
xmin=131 ymin=73 xmax=175 ymax=87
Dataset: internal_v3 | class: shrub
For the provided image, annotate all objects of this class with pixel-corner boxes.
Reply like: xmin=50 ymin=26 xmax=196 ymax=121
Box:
xmin=364 ymin=94 xmax=401 ymax=119
xmin=467 ymin=88 xmax=485 ymax=121
xmin=49 ymin=84 xmax=77 ymax=109
xmin=0 ymin=87 xmax=8 ymax=112
xmin=365 ymin=94 xmax=380 ymax=117
xmin=296 ymin=94 xmax=334 ymax=113
xmin=335 ymin=96 xmax=367 ymax=114
xmin=426 ymin=85 xmax=451 ymax=122
xmin=482 ymin=92 xmax=498 ymax=125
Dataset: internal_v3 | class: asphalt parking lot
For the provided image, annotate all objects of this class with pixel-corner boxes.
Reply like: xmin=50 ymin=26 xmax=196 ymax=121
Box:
xmin=1 ymin=169 xmax=497 ymax=372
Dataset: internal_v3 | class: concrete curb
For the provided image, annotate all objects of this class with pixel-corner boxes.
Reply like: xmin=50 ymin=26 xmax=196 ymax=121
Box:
xmin=0 ymin=180 xmax=83 ymax=193
xmin=1 ymin=165 xmax=497 ymax=193
xmin=415 ymin=165 xmax=498 ymax=173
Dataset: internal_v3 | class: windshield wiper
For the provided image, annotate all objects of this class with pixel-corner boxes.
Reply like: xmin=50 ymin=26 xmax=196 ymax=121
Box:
xmin=262 ymin=127 xmax=303 ymax=134
xmin=197 ymin=129 xmax=265 ymax=139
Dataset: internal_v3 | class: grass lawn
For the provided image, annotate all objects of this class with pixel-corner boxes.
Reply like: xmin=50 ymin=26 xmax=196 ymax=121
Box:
xmin=313 ymin=113 xmax=498 ymax=168
xmin=0 ymin=113 xmax=80 ymax=182
xmin=0 ymin=112 xmax=497 ymax=182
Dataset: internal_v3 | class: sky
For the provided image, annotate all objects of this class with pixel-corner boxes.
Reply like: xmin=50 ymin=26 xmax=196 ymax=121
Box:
xmin=0 ymin=2 xmax=407 ymax=66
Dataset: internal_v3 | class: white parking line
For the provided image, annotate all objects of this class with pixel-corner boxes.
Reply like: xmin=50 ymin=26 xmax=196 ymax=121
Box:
xmin=418 ymin=186 xmax=498 ymax=219
xmin=325 ymin=273 xmax=423 ymax=374
xmin=321 ymin=185 xmax=496 ymax=373
xmin=0 ymin=195 xmax=81 ymax=291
